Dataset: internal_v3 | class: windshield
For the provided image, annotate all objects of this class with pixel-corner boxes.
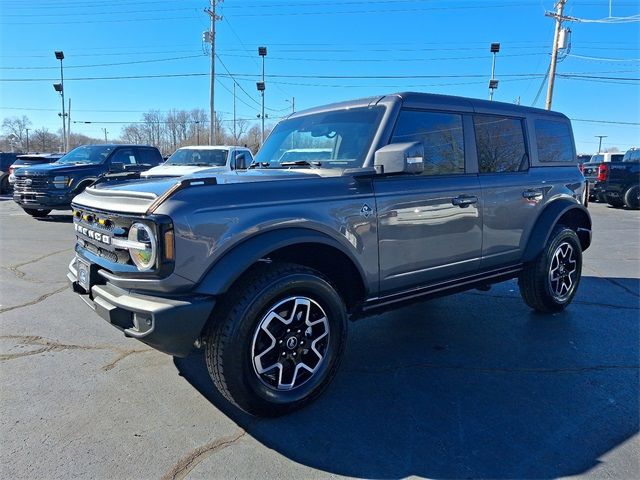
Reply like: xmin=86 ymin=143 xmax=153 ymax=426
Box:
xmin=588 ymin=154 xmax=604 ymax=163
xmin=623 ymin=149 xmax=640 ymax=162
xmin=165 ymin=148 xmax=228 ymax=166
xmin=57 ymin=145 xmax=114 ymax=165
xmin=255 ymin=106 xmax=384 ymax=169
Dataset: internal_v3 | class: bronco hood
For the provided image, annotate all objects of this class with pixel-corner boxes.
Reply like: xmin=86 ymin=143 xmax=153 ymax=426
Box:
xmin=72 ymin=168 xmax=329 ymax=215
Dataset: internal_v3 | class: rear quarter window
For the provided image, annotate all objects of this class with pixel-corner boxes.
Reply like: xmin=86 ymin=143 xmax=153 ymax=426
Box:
xmin=535 ymin=119 xmax=575 ymax=163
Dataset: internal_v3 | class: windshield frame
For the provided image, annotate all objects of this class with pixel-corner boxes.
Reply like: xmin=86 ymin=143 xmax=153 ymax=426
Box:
xmin=56 ymin=145 xmax=115 ymax=165
xmin=255 ymin=105 xmax=388 ymax=170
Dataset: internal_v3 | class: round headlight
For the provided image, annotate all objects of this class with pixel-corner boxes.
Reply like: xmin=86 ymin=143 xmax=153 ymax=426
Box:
xmin=128 ymin=223 xmax=157 ymax=271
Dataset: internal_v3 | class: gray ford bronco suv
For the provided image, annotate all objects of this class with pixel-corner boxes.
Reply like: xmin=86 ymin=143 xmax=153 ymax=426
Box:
xmin=68 ymin=92 xmax=591 ymax=416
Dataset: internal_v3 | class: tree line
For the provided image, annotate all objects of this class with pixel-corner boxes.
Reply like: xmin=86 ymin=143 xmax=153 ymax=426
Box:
xmin=2 ymin=110 xmax=274 ymax=156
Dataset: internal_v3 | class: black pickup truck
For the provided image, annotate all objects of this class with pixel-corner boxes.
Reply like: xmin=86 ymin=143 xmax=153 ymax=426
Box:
xmin=13 ymin=144 xmax=162 ymax=217
xmin=604 ymin=147 xmax=640 ymax=209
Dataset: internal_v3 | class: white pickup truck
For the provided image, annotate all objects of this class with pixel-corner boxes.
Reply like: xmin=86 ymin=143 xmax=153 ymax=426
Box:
xmin=142 ymin=145 xmax=254 ymax=178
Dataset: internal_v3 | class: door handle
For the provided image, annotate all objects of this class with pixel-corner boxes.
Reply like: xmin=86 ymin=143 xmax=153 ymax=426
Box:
xmin=451 ymin=195 xmax=478 ymax=208
xmin=522 ymin=189 xmax=544 ymax=200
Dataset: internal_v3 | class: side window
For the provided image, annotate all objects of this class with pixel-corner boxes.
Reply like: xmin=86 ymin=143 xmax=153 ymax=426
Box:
xmin=390 ymin=110 xmax=465 ymax=175
xmin=111 ymin=149 xmax=137 ymax=165
xmin=474 ymin=115 xmax=528 ymax=173
xmin=138 ymin=148 xmax=162 ymax=165
xmin=535 ymin=119 xmax=574 ymax=163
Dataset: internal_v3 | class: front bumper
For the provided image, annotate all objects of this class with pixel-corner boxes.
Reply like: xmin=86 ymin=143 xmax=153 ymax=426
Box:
xmin=13 ymin=189 xmax=75 ymax=209
xmin=68 ymin=259 xmax=215 ymax=357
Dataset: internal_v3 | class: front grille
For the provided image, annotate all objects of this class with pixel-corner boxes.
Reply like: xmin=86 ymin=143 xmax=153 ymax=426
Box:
xmin=14 ymin=177 xmax=50 ymax=191
xmin=74 ymin=207 xmax=137 ymax=266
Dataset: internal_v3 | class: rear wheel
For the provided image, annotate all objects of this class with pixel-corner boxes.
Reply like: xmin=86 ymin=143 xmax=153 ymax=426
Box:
xmin=624 ymin=185 xmax=640 ymax=210
xmin=22 ymin=208 xmax=51 ymax=217
xmin=519 ymin=226 xmax=582 ymax=313
xmin=204 ymin=262 xmax=347 ymax=416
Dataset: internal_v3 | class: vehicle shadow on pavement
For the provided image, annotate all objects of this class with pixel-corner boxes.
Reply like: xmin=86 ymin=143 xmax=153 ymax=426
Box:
xmin=36 ymin=213 xmax=73 ymax=223
xmin=174 ymin=276 xmax=639 ymax=479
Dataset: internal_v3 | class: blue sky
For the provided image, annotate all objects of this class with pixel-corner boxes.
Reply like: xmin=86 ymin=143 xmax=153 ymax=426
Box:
xmin=0 ymin=0 xmax=638 ymax=154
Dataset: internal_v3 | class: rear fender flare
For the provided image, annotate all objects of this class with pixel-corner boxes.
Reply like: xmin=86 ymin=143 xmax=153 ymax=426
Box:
xmin=522 ymin=199 xmax=592 ymax=262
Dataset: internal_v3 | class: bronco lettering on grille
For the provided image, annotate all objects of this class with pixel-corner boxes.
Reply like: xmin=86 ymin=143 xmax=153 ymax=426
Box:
xmin=74 ymin=224 xmax=111 ymax=245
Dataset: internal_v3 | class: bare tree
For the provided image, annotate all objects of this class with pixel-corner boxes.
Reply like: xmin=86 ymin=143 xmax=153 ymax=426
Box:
xmin=32 ymin=127 xmax=59 ymax=152
xmin=121 ymin=124 xmax=145 ymax=144
xmin=2 ymin=116 xmax=32 ymax=148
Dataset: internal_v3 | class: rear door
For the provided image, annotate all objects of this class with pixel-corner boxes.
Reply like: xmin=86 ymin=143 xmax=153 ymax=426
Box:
xmin=374 ymin=109 xmax=483 ymax=294
xmin=475 ymin=114 xmax=544 ymax=268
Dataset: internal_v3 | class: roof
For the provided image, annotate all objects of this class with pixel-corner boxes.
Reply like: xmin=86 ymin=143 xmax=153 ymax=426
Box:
xmin=292 ymin=91 xmax=568 ymax=120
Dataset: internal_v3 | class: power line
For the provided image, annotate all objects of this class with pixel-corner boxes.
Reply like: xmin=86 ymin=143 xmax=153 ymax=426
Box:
xmin=0 ymin=55 xmax=204 ymax=70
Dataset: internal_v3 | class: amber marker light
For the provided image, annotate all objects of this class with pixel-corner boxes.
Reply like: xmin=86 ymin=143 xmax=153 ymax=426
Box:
xmin=164 ymin=229 xmax=175 ymax=261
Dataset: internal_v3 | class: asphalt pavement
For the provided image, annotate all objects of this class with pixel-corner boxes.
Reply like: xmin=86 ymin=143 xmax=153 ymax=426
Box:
xmin=0 ymin=196 xmax=638 ymax=480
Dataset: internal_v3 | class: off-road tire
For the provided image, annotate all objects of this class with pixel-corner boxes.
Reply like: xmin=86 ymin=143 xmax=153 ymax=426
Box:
xmin=204 ymin=262 xmax=348 ymax=416
xmin=22 ymin=208 xmax=51 ymax=217
xmin=519 ymin=226 xmax=582 ymax=313
xmin=624 ymin=185 xmax=640 ymax=210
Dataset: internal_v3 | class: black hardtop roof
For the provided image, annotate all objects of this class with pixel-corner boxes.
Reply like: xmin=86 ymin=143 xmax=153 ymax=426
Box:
xmin=294 ymin=91 xmax=568 ymax=120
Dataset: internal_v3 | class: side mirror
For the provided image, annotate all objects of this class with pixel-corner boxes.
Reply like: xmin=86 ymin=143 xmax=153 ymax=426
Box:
xmin=234 ymin=153 xmax=246 ymax=170
xmin=109 ymin=162 xmax=124 ymax=172
xmin=373 ymin=142 xmax=424 ymax=175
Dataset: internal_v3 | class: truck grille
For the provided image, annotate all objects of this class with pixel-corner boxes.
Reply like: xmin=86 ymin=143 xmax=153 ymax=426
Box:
xmin=13 ymin=177 xmax=50 ymax=191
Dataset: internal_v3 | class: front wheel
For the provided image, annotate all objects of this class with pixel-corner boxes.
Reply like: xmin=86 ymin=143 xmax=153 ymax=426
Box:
xmin=204 ymin=263 xmax=347 ymax=416
xmin=22 ymin=207 xmax=51 ymax=217
xmin=519 ymin=226 xmax=582 ymax=313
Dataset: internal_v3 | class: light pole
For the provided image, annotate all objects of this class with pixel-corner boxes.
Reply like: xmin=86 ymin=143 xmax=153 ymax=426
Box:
xmin=195 ymin=120 xmax=200 ymax=145
xmin=25 ymin=128 xmax=29 ymax=153
xmin=489 ymin=42 xmax=500 ymax=101
xmin=595 ymin=135 xmax=608 ymax=154
xmin=258 ymin=46 xmax=267 ymax=144
xmin=102 ymin=128 xmax=108 ymax=143
xmin=54 ymin=51 xmax=67 ymax=151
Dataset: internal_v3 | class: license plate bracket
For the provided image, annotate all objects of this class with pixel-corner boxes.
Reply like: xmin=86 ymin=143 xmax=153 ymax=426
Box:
xmin=76 ymin=256 xmax=92 ymax=293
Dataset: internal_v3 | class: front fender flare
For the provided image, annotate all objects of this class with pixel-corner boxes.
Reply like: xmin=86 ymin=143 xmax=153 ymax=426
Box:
xmin=193 ymin=227 xmax=367 ymax=296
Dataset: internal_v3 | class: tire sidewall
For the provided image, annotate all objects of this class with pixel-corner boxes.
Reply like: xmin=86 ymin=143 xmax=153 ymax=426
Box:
xmin=624 ymin=185 xmax=639 ymax=209
xmin=542 ymin=228 xmax=582 ymax=308
xmin=223 ymin=271 xmax=347 ymax=412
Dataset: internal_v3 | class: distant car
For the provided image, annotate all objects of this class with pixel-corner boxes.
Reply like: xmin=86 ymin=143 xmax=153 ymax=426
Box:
xmin=8 ymin=153 xmax=64 ymax=185
xmin=141 ymin=146 xmax=254 ymax=178
xmin=0 ymin=152 xmax=19 ymax=194
xmin=604 ymin=147 xmax=640 ymax=209
xmin=583 ymin=152 xmax=625 ymax=202
xmin=13 ymin=144 xmax=163 ymax=217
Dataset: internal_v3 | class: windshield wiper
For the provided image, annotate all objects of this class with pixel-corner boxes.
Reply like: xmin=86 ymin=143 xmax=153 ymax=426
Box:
xmin=280 ymin=160 xmax=321 ymax=168
xmin=249 ymin=162 xmax=270 ymax=169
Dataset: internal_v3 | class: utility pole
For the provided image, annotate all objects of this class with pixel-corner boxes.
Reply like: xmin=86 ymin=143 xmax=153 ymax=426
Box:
xmin=102 ymin=128 xmax=108 ymax=143
xmin=54 ymin=51 xmax=67 ymax=152
xmin=204 ymin=1 xmax=222 ymax=145
xmin=545 ymin=0 xmax=568 ymax=110
xmin=595 ymin=135 xmax=607 ymax=153
xmin=25 ymin=128 xmax=29 ymax=153
xmin=233 ymin=82 xmax=237 ymax=143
